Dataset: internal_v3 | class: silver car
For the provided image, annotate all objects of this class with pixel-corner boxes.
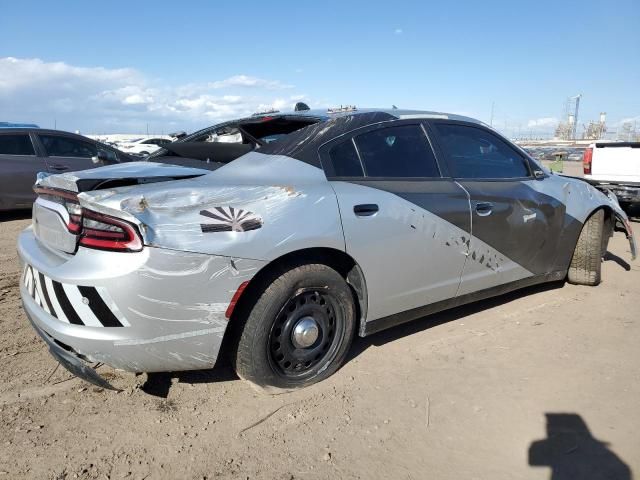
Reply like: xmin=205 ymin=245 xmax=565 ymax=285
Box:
xmin=17 ymin=109 xmax=637 ymax=391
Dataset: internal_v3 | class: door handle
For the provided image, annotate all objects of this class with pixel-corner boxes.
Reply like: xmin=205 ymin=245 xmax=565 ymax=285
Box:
xmin=475 ymin=202 xmax=493 ymax=217
xmin=50 ymin=164 xmax=70 ymax=171
xmin=354 ymin=204 xmax=379 ymax=217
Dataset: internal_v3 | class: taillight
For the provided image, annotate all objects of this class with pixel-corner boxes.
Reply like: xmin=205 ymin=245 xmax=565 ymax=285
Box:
xmin=583 ymin=147 xmax=593 ymax=175
xmin=34 ymin=187 xmax=143 ymax=252
xmin=34 ymin=187 xmax=82 ymax=233
xmin=79 ymin=210 xmax=143 ymax=252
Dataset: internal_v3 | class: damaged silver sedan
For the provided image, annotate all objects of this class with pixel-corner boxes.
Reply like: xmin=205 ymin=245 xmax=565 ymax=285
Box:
xmin=18 ymin=108 xmax=637 ymax=391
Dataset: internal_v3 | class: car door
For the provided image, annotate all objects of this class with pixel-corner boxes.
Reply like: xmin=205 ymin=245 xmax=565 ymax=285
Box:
xmin=37 ymin=133 xmax=114 ymax=173
xmin=321 ymin=121 xmax=472 ymax=326
xmin=0 ymin=132 xmax=47 ymax=210
xmin=429 ymin=121 xmax=565 ymax=296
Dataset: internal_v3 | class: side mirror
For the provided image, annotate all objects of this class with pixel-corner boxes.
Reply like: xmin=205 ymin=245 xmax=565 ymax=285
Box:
xmin=533 ymin=169 xmax=545 ymax=180
xmin=91 ymin=151 xmax=113 ymax=165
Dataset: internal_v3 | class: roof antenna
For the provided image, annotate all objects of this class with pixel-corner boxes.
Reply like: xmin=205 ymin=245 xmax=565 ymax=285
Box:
xmin=294 ymin=102 xmax=310 ymax=111
xmin=392 ymin=105 xmax=398 ymax=109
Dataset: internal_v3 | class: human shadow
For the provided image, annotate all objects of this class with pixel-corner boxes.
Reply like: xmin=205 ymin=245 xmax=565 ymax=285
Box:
xmin=529 ymin=413 xmax=632 ymax=480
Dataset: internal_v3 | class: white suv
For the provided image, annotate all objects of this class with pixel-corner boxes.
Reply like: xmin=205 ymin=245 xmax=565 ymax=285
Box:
xmin=118 ymin=137 xmax=172 ymax=156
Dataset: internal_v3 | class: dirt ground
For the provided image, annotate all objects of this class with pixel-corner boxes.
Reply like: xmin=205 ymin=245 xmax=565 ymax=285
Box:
xmin=1 ymin=203 xmax=639 ymax=480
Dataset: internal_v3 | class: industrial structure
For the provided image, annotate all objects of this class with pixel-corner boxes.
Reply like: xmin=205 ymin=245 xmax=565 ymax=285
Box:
xmin=555 ymin=94 xmax=582 ymax=140
xmin=583 ymin=112 xmax=607 ymax=140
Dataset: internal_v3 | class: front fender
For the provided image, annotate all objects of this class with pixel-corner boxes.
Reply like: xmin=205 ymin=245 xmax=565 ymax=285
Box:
xmin=613 ymin=209 xmax=637 ymax=260
xmin=597 ymin=186 xmax=637 ymax=260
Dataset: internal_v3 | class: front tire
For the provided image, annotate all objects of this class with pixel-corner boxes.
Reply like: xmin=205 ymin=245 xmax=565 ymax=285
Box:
xmin=567 ymin=209 xmax=605 ymax=286
xmin=234 ymin=263 xmax=356 ymax=391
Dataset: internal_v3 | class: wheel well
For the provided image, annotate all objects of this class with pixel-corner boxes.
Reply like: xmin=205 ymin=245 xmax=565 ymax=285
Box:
xmin=217 ymin=248 xmax=368 ymax=366
xmin=598 ymin=206 xmax=615 ymax=252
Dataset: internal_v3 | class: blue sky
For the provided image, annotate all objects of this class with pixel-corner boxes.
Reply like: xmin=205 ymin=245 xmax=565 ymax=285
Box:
xmin=1 ymin=0 xmax=638 ymax=136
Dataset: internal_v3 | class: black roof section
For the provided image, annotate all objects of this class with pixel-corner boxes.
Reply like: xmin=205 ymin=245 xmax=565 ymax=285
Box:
xmin=257 ymin=111 xmax=397 ymax=167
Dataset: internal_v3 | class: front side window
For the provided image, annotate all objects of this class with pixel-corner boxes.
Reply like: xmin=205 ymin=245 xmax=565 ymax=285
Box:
xmin=354 ymin=125 xmax=440 ymax=178
xmin=433 ymin=124 xmax=530 ymax=179
xmin=40 ymin=135 xmax=97 ymax=158
xmin=98 ymin=146 xmax=118 ymax=162
xmin=0 ymin=134 xmax=35 ymax=155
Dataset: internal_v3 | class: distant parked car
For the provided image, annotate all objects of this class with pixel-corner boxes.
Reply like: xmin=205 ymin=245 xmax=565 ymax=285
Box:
xmin=117 ymin=137 xmax=173 ymax=156
xmin=0 ymin=128 xmax=134 ymax=211
xmin=0 ymin=122 xmax=40 ymax=128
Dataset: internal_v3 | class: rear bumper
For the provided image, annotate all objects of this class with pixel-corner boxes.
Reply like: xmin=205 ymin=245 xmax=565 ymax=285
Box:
xmin=583 ymin=177 xmax=640 ymax=203
xmin=606 ymin=185 xmax=640 ymax=203
xmin=24 ymin=307 xmax=117 ymax=389
xmin=18 ymin=226 xmax=265 ymax=374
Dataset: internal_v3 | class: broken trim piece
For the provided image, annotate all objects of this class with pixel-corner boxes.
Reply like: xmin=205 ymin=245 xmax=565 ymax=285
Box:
xmin=615 ymin=212 xmax=637 ymax=260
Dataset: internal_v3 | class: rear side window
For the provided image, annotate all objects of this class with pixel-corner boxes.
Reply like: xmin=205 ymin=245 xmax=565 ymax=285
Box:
xmin=40 ymin=135 xmax=97 ymax=158
xmin=354 ymin=125 xmax=440 ymax=178
xmin=0 ymin=134 xmax=35 ymax=155
xmin=433 ymin=124 xmax=530 ymax=179
xmin=329 ymin=140 xmax=364 ymax=177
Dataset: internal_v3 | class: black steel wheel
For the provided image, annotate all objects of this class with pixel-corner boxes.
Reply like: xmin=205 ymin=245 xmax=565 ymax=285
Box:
xmin=234 ymin=263 xmax=356 ymax=391
xmin=268 ymin=288 xmax=344 ymax=379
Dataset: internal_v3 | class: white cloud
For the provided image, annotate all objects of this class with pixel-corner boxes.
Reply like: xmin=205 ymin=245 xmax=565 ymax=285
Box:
xmin=394 ymin=28 xmax=403 ymax=35
xmin=0 ymin=57 xmax=303 ymax=133
xmin=617 ymin=116 xmax=640 ymax=126
xmin=526 ymin=117 xmax=558 ymax=129
xmin=208 ymin=74 xmax=293 ymax=90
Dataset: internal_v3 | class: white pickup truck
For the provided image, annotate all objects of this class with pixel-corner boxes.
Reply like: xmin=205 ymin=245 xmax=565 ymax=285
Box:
xmin=583 ymin=142 xmax=640 ymax=209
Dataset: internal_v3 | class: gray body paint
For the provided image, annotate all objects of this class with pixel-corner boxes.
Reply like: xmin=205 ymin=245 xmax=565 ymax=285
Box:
xmin=18 ymin=110 xmax=636 ymax=379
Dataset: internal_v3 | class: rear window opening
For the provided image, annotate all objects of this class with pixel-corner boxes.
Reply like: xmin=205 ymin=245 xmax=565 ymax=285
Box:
xmin=150 ymin=116 xmax=322 ymax=167
xmin=242 ymin=117 xmax=319 ymax=145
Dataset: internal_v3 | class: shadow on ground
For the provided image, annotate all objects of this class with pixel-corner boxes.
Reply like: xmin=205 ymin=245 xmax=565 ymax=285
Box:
xmin=347 ymin=280 xmax=564 ymax=360
xmin=604 ymin=251 xmax=631 ymax=271
xmin=529 ymin=413 xmax=632 ymax=480
xmin=0 ymin=210 xmax=31 ymax=223
xmin=142 ymin=246 xmax=635 ymax=397
xmin=142 ymin=281 xmax=567 ymax=397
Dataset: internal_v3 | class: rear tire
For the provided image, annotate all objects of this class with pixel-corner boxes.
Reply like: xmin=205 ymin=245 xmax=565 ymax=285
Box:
xmin=234 ymin=263 xmax=356 ymax=391
xmin=567 ymin=209 xmax=605 ymax=286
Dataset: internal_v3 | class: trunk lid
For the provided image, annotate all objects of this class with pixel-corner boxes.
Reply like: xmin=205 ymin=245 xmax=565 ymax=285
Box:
xmin=32 ymin=162 xmax=209 ymax=254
